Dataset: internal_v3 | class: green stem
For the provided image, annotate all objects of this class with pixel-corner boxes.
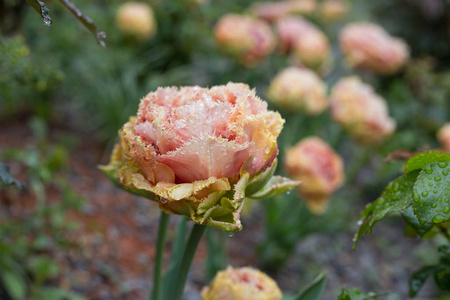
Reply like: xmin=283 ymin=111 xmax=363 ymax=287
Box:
xmin=171 ymin=223 xmax=206 ymax=300
xmin=150 ymin=212 xmax=170 ymax=300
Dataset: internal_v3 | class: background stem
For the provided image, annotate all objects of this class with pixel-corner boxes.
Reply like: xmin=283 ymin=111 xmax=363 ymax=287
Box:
xmin=150 ymin=212 xmax=170 ymax=300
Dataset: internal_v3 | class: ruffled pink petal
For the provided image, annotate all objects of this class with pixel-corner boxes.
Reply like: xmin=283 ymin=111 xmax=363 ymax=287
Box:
xmin=158 ymin=135 xmax=251 ymax=183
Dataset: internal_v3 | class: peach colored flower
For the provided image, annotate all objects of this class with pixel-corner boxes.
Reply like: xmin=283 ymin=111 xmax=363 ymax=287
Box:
xmin=319 ymin=0 xmax=348 ymax=21
xmin=116 ymin=2 xmax=157 ymax=40
xmin=330 ymin=76 xmax=396 ymax=145
xmin=340 ymin=22 xmax=409 ymax=75
xmin=249 ymin=0 xmax=316 ymax=22
xmin=276 ymin=16 xmax=332 ymax=72
xmin=214 ymin=14 xmax=275 ymax=67
xmin=201 ymin=266 xmax=282 ymax=300
xmin=100 ymin=83 xmax=299 ymax=232
xmin=266 ymin=67 xmax=328 ymax=115
xmin=437 ymin=123 xmax=450 ymax=153
xmin=284 ymin=137 xmax=344 ymax=214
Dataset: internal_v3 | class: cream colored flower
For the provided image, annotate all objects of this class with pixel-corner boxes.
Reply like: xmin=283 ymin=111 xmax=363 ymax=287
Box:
xmin=437 ymin=123 xmax=450 ymax=153
xmin=100 ymin=83 xmax=298 ymax=232
xmin=284 ymin=137 xmax=344 ymax=214
xmin=249 ymin=0 xmax=316 ymax=22
xmin=214 ymin=14 xmax=275 ymax=67
xmin=340 ymin=22 xmax=409 ymax=74
xmin=319 ymin=0 xmax=348 ymax=21
xmin=276 ymin=16 xmax=332 ymax=72
xmin=201 ymin=266 xmax=282 ymax=300
xmin=116 ymin=2 xmax=157 ymax=40
xmin=266 ymin=67 xmax=328 ymax=115
xmin=330 ymin=76 xmax=396 ymax=145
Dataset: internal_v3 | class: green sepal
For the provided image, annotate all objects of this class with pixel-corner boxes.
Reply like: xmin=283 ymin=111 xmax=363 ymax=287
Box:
xmin=250 ymin=176 xmax=300 ymax=200
xmin=245 ymin=159 xmax=277 ymax=197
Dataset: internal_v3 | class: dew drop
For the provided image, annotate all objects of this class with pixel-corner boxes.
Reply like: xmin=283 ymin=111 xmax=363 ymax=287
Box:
xmin=422 ymin=191 xmax=429 ymax=197
xmin=443 ymin=170 xmax=449 ymax=176
xmin=264 ymin=146 xmax=270 ymax=154
xmin=286 ymin=191 xmax=291 ymax=195
xmin=413 ymin=190 xmax=420 ymax=202
xmin=429 ymin=183 xmax=433 ymax=187
xmin=424 ymin=166 xmax=433 ymax=174
xmin=352 ymin=236 xmax=356 ymax=242
xmin=444 ymin=207 xmax=450 ymax=213
xmin=432 ymin=203 xmax=437 ymax=208
xmin=357 ymin=220 xmax=363 ymax=226
xmin=432 ymin=215 xmax=445 ymax=223
xmin=438 ymin=162 xmax=448 ymax=168
xmin=228 ymin=233 xmax=235 ymax=238
xmin=43 ymin=17 xmax=52 ymax=26
xmin=393 ymin=183 xmax=399 ymax=191
xmin=435 ymin=176 xmax=441 ymax=182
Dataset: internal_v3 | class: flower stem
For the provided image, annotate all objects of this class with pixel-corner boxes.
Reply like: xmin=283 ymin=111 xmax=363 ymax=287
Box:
xmin=171 ymin=223 xmax=206 ymax=300
xmin=150 ymin=211 xmax=170 ymax=300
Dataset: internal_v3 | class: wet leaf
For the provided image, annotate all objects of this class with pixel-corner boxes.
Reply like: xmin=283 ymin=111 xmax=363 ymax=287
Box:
xmin=401 ymin=206 xmax=434 ymax=237
xmin=405 ymin=152 xmax=450 ymax=173
xmin=25 ymin=0 xmax=52 ymax=26
xmin=434 ymin=265 xmax=450 ymax=291
xmin=412 ymin=162 xmax=450 ymax=225
xmin=57 ymin=0 xmax=106 ymax=48
xmin=249 ymin=176 xmax=300 ymax=199
xmin=338 ymin=288 xmax=378 ymax=300
xmin=353 ymin=171 xmax=419 ymax=249
xmin=0 ymin=162 xmax=23 ymax=189
xmin=409 ymin=266 xmax=435 ymax=297
xmin=293 ymin=271 xmax=326 ymax=300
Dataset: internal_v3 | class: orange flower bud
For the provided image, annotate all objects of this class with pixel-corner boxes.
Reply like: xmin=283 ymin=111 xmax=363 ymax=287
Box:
xmin=201 ymin=266 xmax=282 ymax=300
xmin=116 ymin=2 xmax=157 ymax=40
xmin=284 ymin=137 xmax=344 ymax=214
xmin=266 ymin=67 xmax=328 ymax=115
xmin=276 ymin=16 xmax=332 ymax=72
xmin=330 ymin=76 xmax=396 ymax=145
xmin=214 ymin=14 xmax=275 ymax=67
xmin=437 ymin=123 xmax=450 ymax=153
xmin=340 ymin=22 xmax=409 ymax=74
xmin=319 ymin=0 xmax=348 ymax=21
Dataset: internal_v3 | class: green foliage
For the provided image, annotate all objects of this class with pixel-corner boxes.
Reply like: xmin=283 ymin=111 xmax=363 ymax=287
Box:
xmin=338 ymin=288 xmax=379 ymax=300
xmin=293 ymin=271 xmax=327 ymax=300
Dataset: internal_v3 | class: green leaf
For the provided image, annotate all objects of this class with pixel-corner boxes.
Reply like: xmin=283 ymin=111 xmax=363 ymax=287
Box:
xmin=409 ymin=266 xmax=435 ymax=297
xmin=293 ymin=271 xmax=327 ymax=300
xmin=249 ymin=176 xmax=300 ymax=200
xmin=1 ymin=270 xmax=26 ymax=300
xmin=401 ymin=206 xmax=434 ymax=237
xmin=405 ymin=152 xmax=450 ymax=173
xmin=0 ymin=162 xmax=23 ymax=189
xmin=412 ymin=162 xmax=450 ymax=225
xmin=353 ymin=171 xmax=419 ymax=249
xmin=434 ymin=264 xmax=450 ymax=291
xmin=25 ymin=0 xmax=52 ymax=26
xmin=57 ymin=0 xmax=106 ymax=48
xmin=338 ymin=288 xmax=378 ymax=300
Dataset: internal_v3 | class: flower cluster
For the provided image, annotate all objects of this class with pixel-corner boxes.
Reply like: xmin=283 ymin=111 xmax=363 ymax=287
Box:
xmin=284 ymin=137 xmax=344 ymax=214
xmin=101 ymin=83 xmax=298 ymax=232
xmin=116 ymin=2 xmax=157 ymax=40
xmin=266 ymin=67 xmax=328 ymax=115
xmin=276 ymin=16 xmax=332 ymax=72
xmin=214 ymin=14 xmax=276 ymax=66
xmin=330 ymin=76 xmax=396 ymax=145
xmin=201 ymin=266 xmax=282 ymax=300
xmin=340 ymin=22 xmax=409 ymax=74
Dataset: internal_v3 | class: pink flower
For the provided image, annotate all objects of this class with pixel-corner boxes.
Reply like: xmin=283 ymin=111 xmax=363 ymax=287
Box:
xmin=276 ymin=16 xmax=332 ymax=72
xmin=266 ymin=67 xmax=328 ymax=115
xmin=101 ymin=83 xmax=298 ymax=232
xmin=116 ymin=2 xmax=157 ymax=40
xmin=249 ymin=0 xmax=316 ymax=22
xmin=284 ymin=137 xmax=344 ymax=214
xmin=201 ymin=266 xmax=283 ymax=300
xmin=214 ymin=14 xmax=275 ymax=67
xmin=330 ymin=76 xmax=396 ymax=145
xmin=340 ymin=22 xmax=409 ymax=75
xmin=437 ymin=123 xmax=450 ymax=153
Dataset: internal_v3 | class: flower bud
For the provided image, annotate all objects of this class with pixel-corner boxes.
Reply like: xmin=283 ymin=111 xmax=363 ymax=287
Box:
xmin=250 ymin=0 xmax=316 ymax=22
xmin=340 ymin=22 xmax=409 ymax=75
xmin=319 ymin=0 xmax=348 ymax=22
xmin=284 ymin=137 xmax=344 ymax=214
xmin=266 ymin=67 xmax=328 ymax=115
xmin=276 ymin=16 xmax=332 ymax=72
xmin=201 ymin=266 xmax=282 ymax=300
xmin=330 ymin=76 xmax=396 ymax=145
xmin=214 ymin=14 xmax=275 ymax=66
xmin=116 ymin=2 xmax=157 ymax=40
xmin=437 ymin=123 xmax=450 ymax=153
xmin=100 ymin=83 xmax=299 ymax=232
